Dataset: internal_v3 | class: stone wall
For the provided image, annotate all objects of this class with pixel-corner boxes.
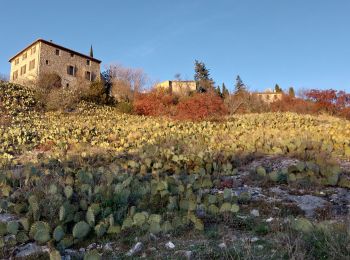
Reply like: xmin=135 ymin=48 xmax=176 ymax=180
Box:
xmin=38 ymin=42 xmax=101 ymax=88
xmin=156 ymin=81 xmax=197 ymax=95
xmin=255 ymin=92 xmax=283 ymax=103
xmin=9 ymin=42 xmax=40 ymax=85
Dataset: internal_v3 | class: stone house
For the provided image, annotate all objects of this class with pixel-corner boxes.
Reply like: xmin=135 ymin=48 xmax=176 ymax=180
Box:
xmin=254 ymin=91 xmax=283 ymax=103
xmin=156 ymin=80 xmax=197 ymax=95
xmin=9 ymin=39 xmax=101 ymax=87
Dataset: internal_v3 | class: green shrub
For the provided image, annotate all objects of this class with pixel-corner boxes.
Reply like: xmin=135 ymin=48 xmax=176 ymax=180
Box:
xmin=82 ymin=81 xmax=112 ymax=105
xmin=116 ymin=101 xmax=133 ymax=114
xmin=33 ymin=73 xmax=83 ymax=111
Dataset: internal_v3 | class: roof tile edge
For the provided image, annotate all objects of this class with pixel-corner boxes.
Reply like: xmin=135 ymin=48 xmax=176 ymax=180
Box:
xmin=8 ymin=39 xmax=102 ymax=64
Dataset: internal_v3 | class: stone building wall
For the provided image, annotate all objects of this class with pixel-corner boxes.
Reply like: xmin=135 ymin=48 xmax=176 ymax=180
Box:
xmin=255 ymin=92 xmax=283 ymax=103
xmin=9 ymin=42 xmax=40 ymax=85
xmin=156 ymin=80 xmax=197 ymax=95
xmin=38 ymin=42 xmax=100 ymax=88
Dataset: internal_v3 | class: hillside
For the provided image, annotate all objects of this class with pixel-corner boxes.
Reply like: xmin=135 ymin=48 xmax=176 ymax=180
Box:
xmin=0 ymin=83 xmax=349 ymax=259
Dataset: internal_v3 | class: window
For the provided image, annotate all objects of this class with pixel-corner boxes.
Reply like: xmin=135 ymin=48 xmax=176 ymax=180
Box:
xmin=67 ymin=65 xmax=75 ymax=76
xmin=55 ymin=49 xmax=60 ymax=55
xmin=13 ymin=70 xmax=18 ymax=80
xmin=14 ymin=58 xmax=19 ymax=65
xmin=20 ymin=65 xmax=26 ymax=75
xmin=31 ymin=46 xmax=36 ymax=55
xmin=86 ymin=60 xmax=91 ymax=66
xmin=66 ymin=83 xmax=69 ymax=87
xmin=70 ymin=53 xmax=74 ymax=57
xmin=85 ymin=71 xmax=91 ymax=81
xmin=46 ymin=60 xmax=49 ymax=65
xmin=29 ymin=59 xmax=35 ymax=70
xmin=22 ymin=52 xmax=27 ymax=60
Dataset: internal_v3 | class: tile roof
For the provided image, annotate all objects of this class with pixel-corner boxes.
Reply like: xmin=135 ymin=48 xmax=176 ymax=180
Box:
xmin=9 ymin=39 xmax=101 ymax=63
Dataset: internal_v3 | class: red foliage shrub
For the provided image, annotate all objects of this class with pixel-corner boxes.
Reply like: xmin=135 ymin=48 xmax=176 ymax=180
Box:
xmin=175 ymin=92 xmax=228 ymax=121
xmin=134 ymin=88 xmax=350 ymax=121
xmin=305 ymin=89 xmax=350 ymax=118
xmin=336 ymin=91 xmax=350 ymax=109
xmin=134 ymin=90 xmax=228 ymax=121
xmin=339 ymin=107 xmax=350 ymax=120
xmin=305 ymin=89 xmax=338 ymax=114
xmin=133 ymin=90 xmax=177 ymax=116
xmin=271 ymin=95 xmax=316 ymax=114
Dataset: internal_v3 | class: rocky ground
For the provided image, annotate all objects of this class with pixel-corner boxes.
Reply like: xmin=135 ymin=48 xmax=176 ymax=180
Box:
xmin=1 ymin=156 xmax=349 ymax=259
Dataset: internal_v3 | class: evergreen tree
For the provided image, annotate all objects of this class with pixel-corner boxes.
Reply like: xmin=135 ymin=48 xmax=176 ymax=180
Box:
xmin=101 ymin=69 xmax=112 ymax=95
xmin=275 ymin=84 xmax=282 ymax=93
xmin=222 ymin=83 xmax=229 ymax=98
xmin=234 ymin=75 xmax=246 ymax=94
xmin=194 ymin=60 xmax=214 ymax=92
xmin=215 ymin=85 xmax=222 ymax=97
xmin=288 ymin=87 xmax=295 ymax=98
xmin=90 ymin=45 xmax=94 ymax=58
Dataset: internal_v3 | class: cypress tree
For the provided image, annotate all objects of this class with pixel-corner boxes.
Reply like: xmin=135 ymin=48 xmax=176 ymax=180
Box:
xmin=90 ymin=45 xmax=94 ymax=58
xmin=275 ymin=84 xmax=282 ymax=93
xmin=216 ymin=85 xmax=222 ymax=97
xmin=222 ymin=83 xmax=229 ymax=98
xmin=289 ymin=87 xmax=295 ymax=98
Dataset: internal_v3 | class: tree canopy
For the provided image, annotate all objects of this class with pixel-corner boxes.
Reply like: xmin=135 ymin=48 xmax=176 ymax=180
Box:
xmin=194 ymin=60 xmax=214 ymax=92
xmin=234 ymin=75 xmax=246 ymax=94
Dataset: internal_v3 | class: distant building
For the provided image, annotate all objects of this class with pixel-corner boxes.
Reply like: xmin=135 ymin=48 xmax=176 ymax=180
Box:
xmin=9 ymin=39 xmax=101 ymax=87
xmin=156 ymin=80 xmax=197 ymax=95
xmin=251 ymin=89 xmax=284 ymax=104
xmin=254 ymin=90 xmax=283 ymax=103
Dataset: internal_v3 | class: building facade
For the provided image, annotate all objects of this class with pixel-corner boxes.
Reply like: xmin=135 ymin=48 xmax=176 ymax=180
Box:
xmin=156 ymin=80 xmax=197 ymax=95
xmin=9 ymin=39 xmax=101 ymax=87
xmin=254 ymin=91 xmax=283 ymax=103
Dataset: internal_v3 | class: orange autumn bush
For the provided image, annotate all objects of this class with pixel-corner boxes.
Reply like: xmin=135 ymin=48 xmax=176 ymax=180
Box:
xmin=175 ymin=92 xmax=228 ymax=121
xmin=134 ymin=90 xmax=228 ymax=121
xmin=133 ymin=90 xmax=178 ymax=117
xmin=271 ymin=95 xmax=316 ymax=114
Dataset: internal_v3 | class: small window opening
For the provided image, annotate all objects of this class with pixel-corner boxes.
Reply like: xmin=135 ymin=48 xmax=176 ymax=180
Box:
xmin=85 ymin=71 xmax=91 ymax=81
xmin=67 ymin=65 xmax=75 ymax=76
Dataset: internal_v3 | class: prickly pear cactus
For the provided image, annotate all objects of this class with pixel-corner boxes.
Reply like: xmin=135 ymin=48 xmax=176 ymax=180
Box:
xmin=29 ymin=221 xmax=51 ymax=244
xmin=72 ymin=221 xmax=90 ymax=239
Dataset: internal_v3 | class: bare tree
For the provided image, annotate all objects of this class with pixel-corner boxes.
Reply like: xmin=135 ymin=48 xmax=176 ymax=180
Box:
xmin=224 ymin=91 xmax=269 ymax=114
xmin=107 ymin=64 xmax=148 ymax=102
xmin=297 ymin=87 xmax=308 ymax=99
xmin=0 ymin=73 xmax=9 ymax=82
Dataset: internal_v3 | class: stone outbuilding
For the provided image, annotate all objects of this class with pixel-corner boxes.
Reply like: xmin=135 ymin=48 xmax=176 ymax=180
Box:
xmin=254 ymin=91 xmax=283 ymax=103
xmin=156 ymin=80 xmax=197 ymax=95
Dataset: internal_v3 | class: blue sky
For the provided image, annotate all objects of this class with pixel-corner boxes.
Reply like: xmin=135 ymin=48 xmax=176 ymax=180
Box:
xmin=1 ymin=0 xmax=350 ymax=92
